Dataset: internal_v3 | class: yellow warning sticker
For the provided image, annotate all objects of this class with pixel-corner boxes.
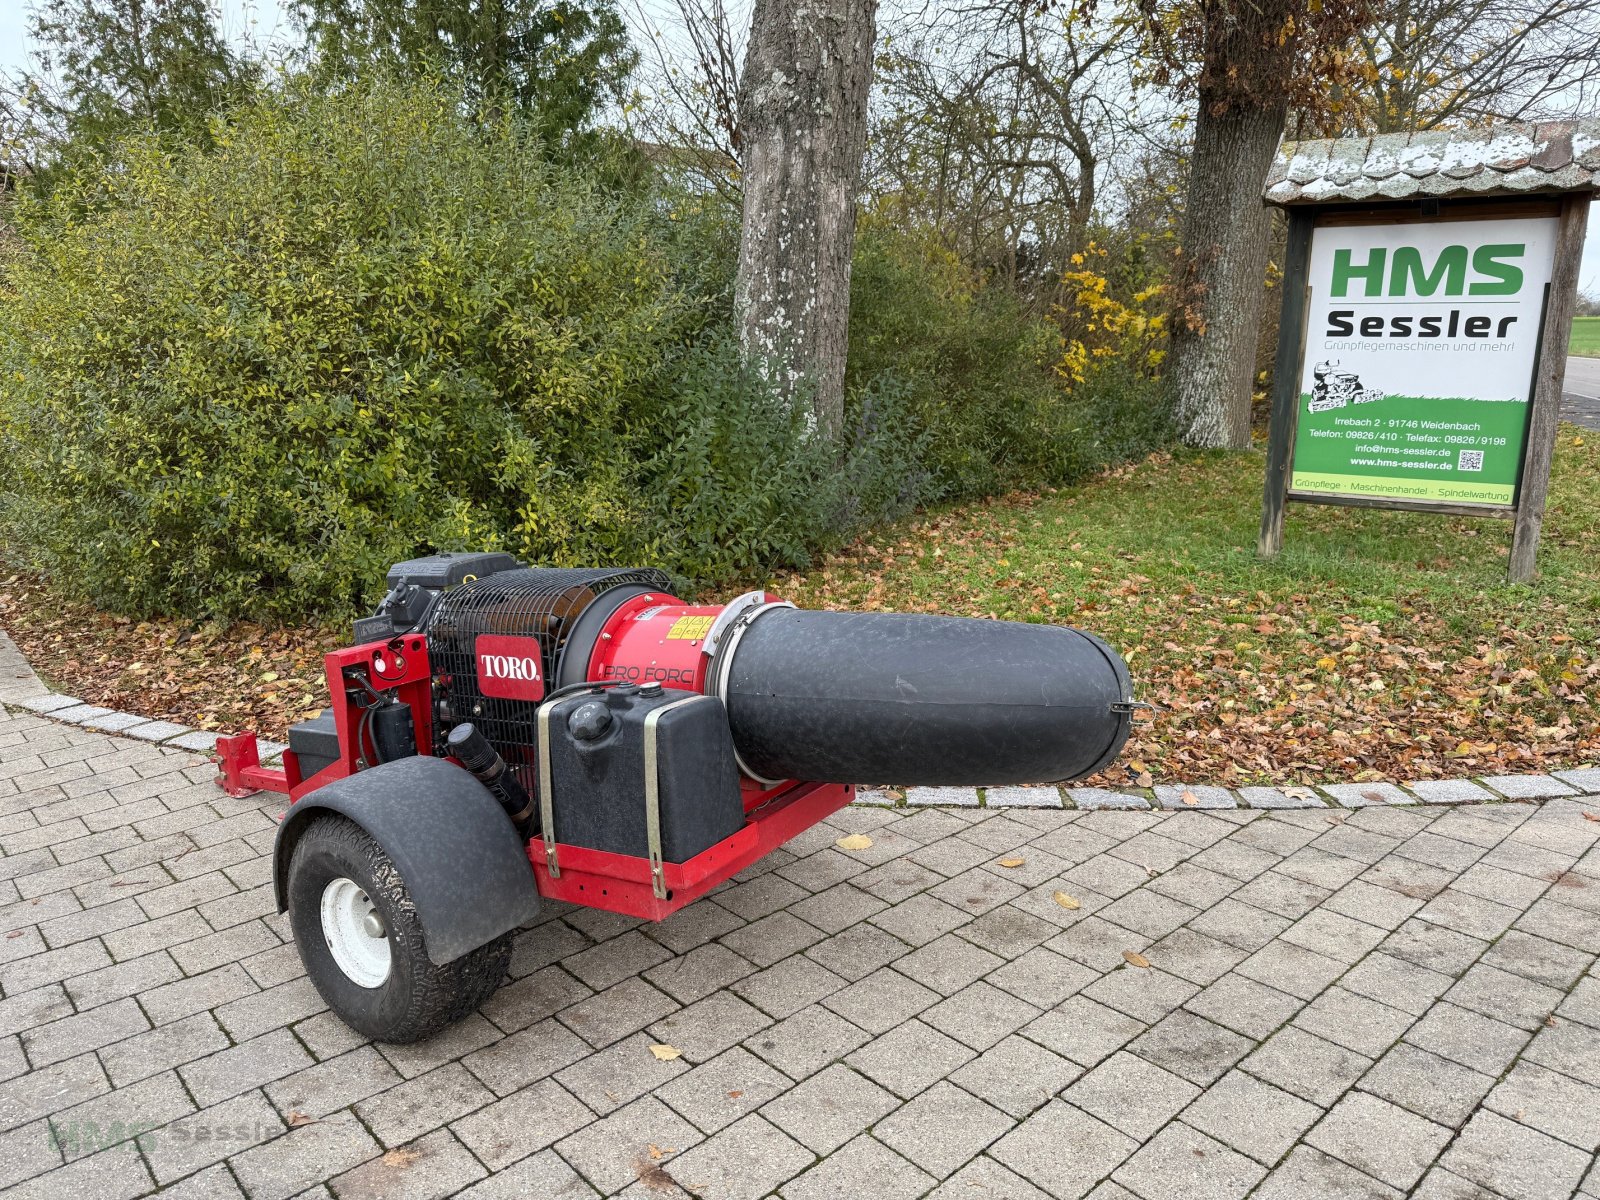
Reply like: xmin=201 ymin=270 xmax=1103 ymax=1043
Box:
xmin=666 ymin=615 xmax=715 ymax=641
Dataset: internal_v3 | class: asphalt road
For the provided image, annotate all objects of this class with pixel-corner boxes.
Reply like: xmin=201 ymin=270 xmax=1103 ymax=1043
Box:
xmin=1564 ymin=355 xmax=1600 ymax=430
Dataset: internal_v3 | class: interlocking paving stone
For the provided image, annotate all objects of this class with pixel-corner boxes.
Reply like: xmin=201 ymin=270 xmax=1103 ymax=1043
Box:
xmin=330 ymin=1127 xmax=487 ymax=1197
xmin=844 ymin=1017 xmax=975 ymax=1098
xmin=1241 ymin=1026 xmax=1373 ymax=1108
xmin=991 ymin=1100 xmax=1139 ymax=1198
xmin=1441 ymin=1108 xmax=1594 ymax=1200
xmin=760 ymin=1063 xmax=900 ymax=1154
xmin=1484 ymin=1060 xmax=1600 ymax=1152
xmin=779 ymin=1133 xmax=933 ymax=1200
xmin=874 ymin=1080 xmax=1015 ymax=1178
xmin=3 ymin=712 xmax=1599 ymax=1198
xmin=949 ymin=1032 xmax=1084 ymax=1117
xmin=1112 ymin=1120 xmax=1267 ymax=1200
xmin=1181 ymin=1068 xmax=1322 ymax=1166
xmin=661 ymin=1112 xmax=813 ymax=1200
xmin=1062 ymin=1050 xmax=1200 ymax=1141
xmin=1307 ymin=1091 xmax=1453 ymax=1191
xmin=1251 ymin=1145 xmax=1405 ymax=1200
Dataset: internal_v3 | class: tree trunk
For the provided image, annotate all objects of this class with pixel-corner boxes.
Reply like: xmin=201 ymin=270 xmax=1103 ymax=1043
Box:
xmin=735 ymin=0 xmax=877 ymax=436
xmin=1168 ymin=96 xmax=1286 ymax=449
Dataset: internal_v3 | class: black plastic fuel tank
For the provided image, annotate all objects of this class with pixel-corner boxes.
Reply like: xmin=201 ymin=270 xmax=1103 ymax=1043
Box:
xmin=715 ymin=609 xmax=1132 ymax=786
xmin=542 ymin=683 xmax=746 ymax=862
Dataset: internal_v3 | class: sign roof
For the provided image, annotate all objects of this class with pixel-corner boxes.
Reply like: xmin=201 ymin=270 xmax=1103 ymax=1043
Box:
xmin=1264 ymin=119 xmax=1600 ymax=206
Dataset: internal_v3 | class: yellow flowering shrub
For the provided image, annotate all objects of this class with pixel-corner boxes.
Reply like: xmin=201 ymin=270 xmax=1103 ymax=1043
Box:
xmin=1054 ymin=242 xmax=1168 ymax=384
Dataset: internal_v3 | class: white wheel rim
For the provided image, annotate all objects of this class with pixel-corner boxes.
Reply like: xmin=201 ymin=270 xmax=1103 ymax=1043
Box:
xmin=320 ymin=877 xmax=392 ymax=988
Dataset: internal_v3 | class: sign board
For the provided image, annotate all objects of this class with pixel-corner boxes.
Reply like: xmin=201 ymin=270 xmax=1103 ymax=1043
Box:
xmin=1258 ymin=191 xmax=1591 ymax=583
xmin=1289 ymin=215 xmax=1557 ymax=508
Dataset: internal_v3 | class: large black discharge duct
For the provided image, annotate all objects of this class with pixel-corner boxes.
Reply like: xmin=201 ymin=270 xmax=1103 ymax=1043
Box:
xmin=714 ymin=609 xmax=1133 ymax=786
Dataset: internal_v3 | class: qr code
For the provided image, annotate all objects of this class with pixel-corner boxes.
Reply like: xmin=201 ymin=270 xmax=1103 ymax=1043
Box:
xmin=1458 ymin=449 xmax=1485 ymax=472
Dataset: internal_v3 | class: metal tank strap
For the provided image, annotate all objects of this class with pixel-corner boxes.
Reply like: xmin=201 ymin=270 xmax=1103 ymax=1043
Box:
xmin=536 ymin=698 xmax=561 ymax=878
xmin=643 ymin=695 xmax=719 ymax=900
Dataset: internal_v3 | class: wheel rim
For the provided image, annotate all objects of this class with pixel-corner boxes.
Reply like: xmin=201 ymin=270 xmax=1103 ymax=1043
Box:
xmin=320 ymin=877 xmax=391 ymax=988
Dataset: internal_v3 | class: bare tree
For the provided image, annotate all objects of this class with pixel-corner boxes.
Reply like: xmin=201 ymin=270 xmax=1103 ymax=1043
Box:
xmin=868 ymin=2 xmax=1152 ymax=310
xmin=1347 ymin=0 xmax=1600 ymax=133
xmin=735 ymin=0 xmax=878 ymax=435
xmin=623 ymin=0 xmax=746 ymax=196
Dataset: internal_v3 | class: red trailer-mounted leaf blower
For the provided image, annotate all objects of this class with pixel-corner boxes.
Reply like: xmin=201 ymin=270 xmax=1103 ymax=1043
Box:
xmin=218 ymin=554 xmax=1134 ymax=1042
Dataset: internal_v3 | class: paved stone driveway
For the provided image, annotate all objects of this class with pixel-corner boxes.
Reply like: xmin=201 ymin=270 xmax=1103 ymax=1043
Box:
xmin=3 ymin=703 xmax=1600 ymax=1199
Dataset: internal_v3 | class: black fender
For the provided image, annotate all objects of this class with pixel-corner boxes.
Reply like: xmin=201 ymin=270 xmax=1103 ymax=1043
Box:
xmin=273 ymin=756 xmax=540 ymax=966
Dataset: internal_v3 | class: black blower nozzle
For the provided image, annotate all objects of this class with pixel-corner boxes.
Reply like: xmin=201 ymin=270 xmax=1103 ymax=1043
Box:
xmin=714 ymin=609 xmax=1133 ymax=787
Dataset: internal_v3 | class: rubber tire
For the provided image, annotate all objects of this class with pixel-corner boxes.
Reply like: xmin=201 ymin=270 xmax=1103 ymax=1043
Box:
xmin=287 ymin=814 xmax=511 ymax=1043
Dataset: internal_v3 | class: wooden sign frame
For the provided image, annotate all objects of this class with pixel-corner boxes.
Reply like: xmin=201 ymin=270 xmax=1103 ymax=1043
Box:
xmin=1258 ymin=190 xmax=1591 ymax=582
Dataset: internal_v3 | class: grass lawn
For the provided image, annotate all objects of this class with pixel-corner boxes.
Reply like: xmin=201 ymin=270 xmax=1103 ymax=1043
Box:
xmin=773 ymin=434 xmax=1600 ymax=786
xmin=1573 ymin=315 xmax=1600 ymax=358
xmin=4 ymin=433 xmax=1597 ymax=787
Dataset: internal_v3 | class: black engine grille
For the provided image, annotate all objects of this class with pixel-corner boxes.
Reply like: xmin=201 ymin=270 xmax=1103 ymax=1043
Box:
xmin=425 ymin=567 xmax=673 ymax=784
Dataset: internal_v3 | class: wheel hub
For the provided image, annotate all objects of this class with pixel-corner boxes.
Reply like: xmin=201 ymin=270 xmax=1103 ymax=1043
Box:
xmin=320 ymin=877 xmax=392 ymax=988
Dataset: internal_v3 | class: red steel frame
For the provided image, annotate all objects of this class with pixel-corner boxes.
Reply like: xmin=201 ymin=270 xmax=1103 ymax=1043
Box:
xmin=214 ymin=632 xmax=854 ymax=921
xmin=217 ymin=635 xmax=435 ymax=802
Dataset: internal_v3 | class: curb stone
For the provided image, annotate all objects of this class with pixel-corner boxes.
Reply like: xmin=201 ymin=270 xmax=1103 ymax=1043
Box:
xmin=2 ymin=630 xmax=1594 ymax=809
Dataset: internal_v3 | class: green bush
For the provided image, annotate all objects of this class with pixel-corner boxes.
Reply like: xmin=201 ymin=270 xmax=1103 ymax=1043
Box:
xmin=847 ymin=217 xmax=1170 ymax=498
xmin=0 ymin=79 xmax=920 ymax=619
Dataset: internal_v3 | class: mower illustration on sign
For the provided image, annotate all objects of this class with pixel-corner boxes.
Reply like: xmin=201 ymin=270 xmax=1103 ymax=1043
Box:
xmin=215 ymin=555 xmax=1134 ymax=1042
xmin=1308 ymin=360 xmax=1385 ymax=412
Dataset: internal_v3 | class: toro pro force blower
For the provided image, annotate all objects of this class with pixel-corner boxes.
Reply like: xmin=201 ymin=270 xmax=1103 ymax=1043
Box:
xmin=220 ymin=554 xmax=1134 ymax=1042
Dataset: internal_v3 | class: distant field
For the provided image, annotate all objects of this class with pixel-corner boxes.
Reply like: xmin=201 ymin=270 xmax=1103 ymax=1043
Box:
xmin=1573 ymin=315 xmax=1600 ymax=357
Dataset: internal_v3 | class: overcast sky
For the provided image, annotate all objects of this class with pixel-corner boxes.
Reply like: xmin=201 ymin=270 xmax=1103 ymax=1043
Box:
xmin=1 ymin=0 xmax=1597 ymax=296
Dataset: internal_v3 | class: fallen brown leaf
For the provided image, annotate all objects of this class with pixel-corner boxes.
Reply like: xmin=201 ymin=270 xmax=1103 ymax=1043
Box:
xmin=648 ymin=1044 xmax=682 ymax=1061
xmin=1135 ymin=771 xmax=1154 ymax=788
xmin=835 ymin=834 xmax=873 ymax=851
xmin=726 ymin=1090 xmax=744 ymax=1099
xmin=382 ymin=1148 xmax=424 ymax=1168
xmin=1180 ymin=789 xmax=1199 ymax=806
xmin=286 ymin=1111 xmax=317 ymax=1128
xmin=1052 ymin=890 xmax=1081 ymax=910
xmin=998 ymin=856 xmax=1025 ymax=868
xmin=4 ymin=930 xmax=22 ymax=940
xmin=1359 ymin=790 xmax=1387 ymax=803
xmin=1122 ymin=950 xmax=1151 ymax=968
xmin=1583 ymin=812 xmax=1600 ymax=823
